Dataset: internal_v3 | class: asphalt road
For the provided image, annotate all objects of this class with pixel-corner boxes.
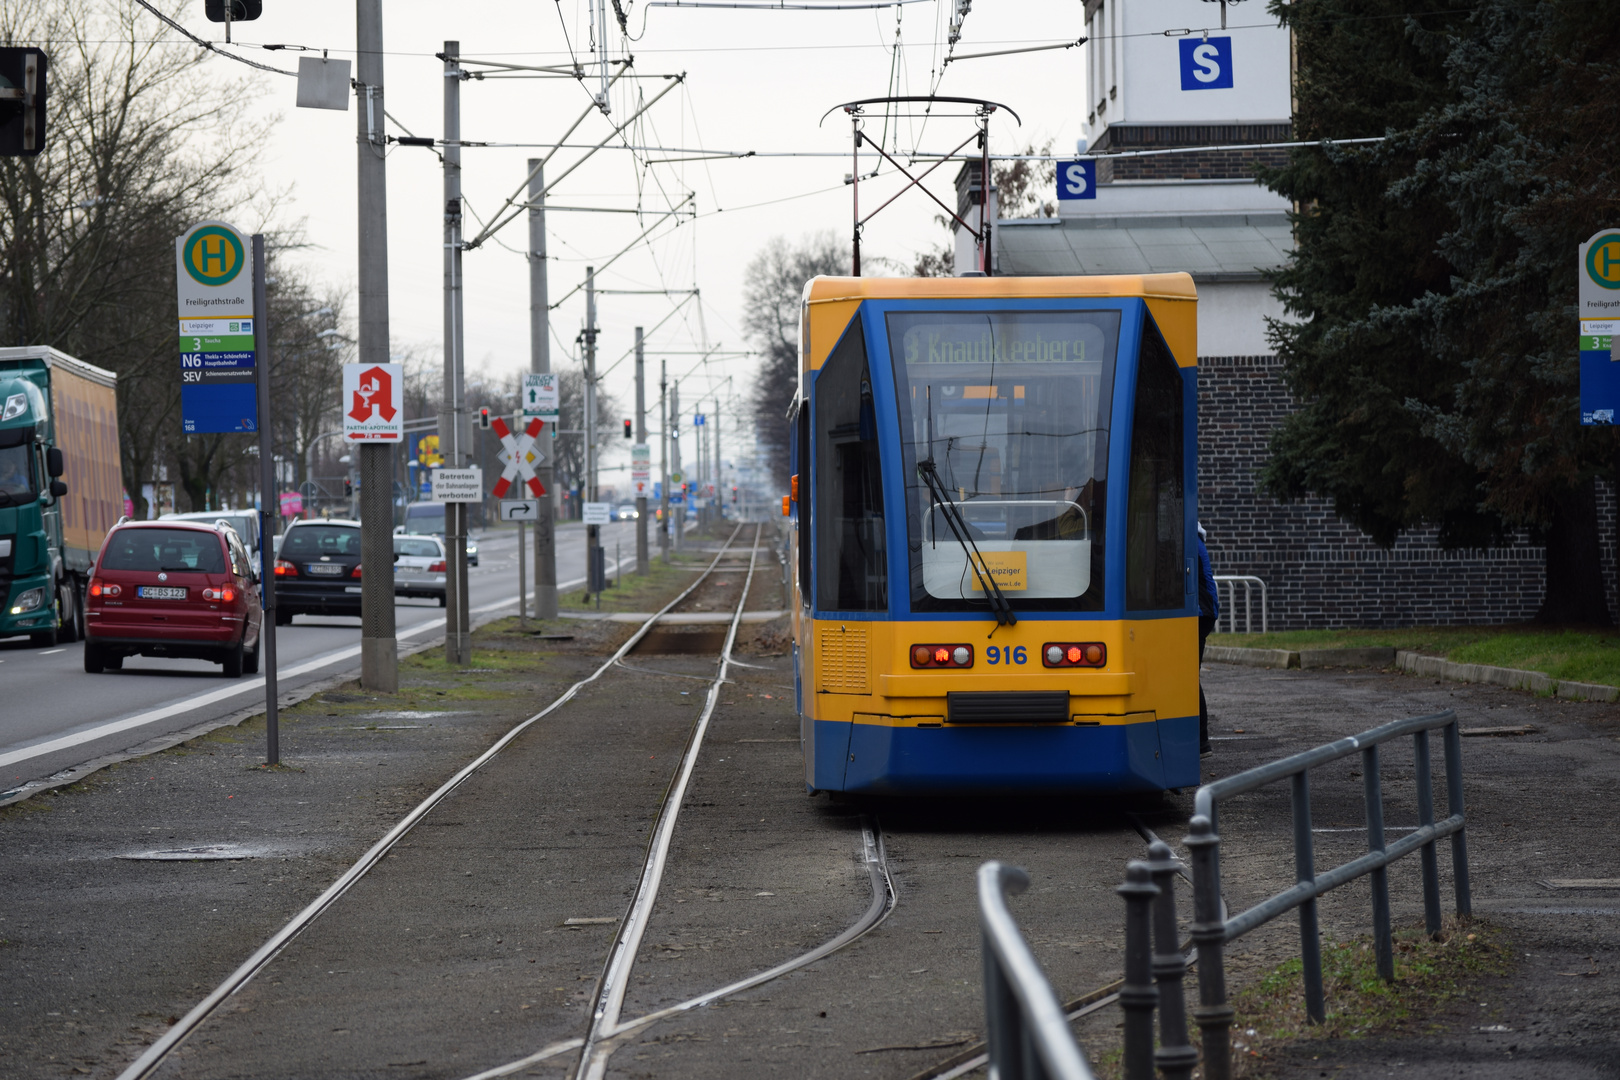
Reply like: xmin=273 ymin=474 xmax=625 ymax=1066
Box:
xmin=0 ymin=519 xmax=645 ymax=799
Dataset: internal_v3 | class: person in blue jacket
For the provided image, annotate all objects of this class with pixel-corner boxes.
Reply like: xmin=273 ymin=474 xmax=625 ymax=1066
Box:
xmin=1197 ymin=522 xmax=1219 ymax=755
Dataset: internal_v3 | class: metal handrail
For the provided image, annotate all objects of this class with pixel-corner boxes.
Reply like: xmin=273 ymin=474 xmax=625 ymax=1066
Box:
xmin=1182 ymin=709 xmax=1471 ymax=1080
xmin=1212 ymin=574 xmax=1267 ymax=634
xmin=978 ymin=862 xmax=1097 ymax=1080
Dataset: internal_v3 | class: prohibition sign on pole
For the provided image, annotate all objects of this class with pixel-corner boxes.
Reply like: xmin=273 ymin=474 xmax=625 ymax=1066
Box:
xmin=490 ymin=415 xmax=548 ymax=498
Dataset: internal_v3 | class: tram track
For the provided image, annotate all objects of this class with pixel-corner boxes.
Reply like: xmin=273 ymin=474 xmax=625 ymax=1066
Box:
xmin=114 ymin=521 xmax=898 ymax=1080
xmin=117 ymin=524 xmax=758 ymax=1080
xmin=455 ymin=521 xmax=898 ymax=1080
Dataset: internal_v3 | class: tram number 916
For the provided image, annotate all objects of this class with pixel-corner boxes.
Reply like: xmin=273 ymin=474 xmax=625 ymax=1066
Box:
xmin=985 ymin=645 xmax=1027 ymax=666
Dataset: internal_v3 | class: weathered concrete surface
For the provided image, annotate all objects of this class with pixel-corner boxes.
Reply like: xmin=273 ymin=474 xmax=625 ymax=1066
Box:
xmin=3 ymin=601 xmax=1618 ymax=1079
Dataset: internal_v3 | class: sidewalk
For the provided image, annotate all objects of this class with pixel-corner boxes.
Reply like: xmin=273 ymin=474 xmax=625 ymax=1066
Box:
xmin=1157 ymin=659 xmax=1620 ymax=1079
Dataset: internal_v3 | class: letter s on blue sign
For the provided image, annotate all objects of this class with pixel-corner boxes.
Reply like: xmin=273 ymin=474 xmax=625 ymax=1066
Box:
xmin=1179 ymin=36 xmax=1234 ymax=91
xmin=1057 ymin=160 xmax=1097 ymax=201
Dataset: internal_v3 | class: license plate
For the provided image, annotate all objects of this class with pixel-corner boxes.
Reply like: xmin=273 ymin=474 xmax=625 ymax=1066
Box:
xmin=305 ymin=563 xmax=345 ymax=576
xmin=137 ymin=586 xmax=187 ymax=600
xmin=345 ymin=586 xmax=362 ymax=593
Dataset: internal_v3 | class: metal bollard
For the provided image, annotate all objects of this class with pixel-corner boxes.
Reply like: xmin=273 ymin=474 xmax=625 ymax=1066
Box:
xmin=1118 ymin=861 xmax=1159 ymax=1080
xmin=1185 ymin=815 xmax=1234 ymax=1080
xmin=1413 ymin=728 xmax=1443 ymax=936
xmin=1363 ymin=743 xmax=1395 ymax=982
xmin=1443 ymin=718 xmax=1473 ymax=916
xmin=1291 ymin=770 xmax=1326 ymax=1023
xmin=1146 ymin=841 xmax=1198 ymax=1080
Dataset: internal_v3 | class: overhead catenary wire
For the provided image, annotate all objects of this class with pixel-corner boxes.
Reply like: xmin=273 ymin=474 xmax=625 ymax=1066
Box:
xmin=468 ymin=73 xmax=686 ymax=250
xmin=548 ymin=195 xmax=695 ymax=309
xmin=130 ymin=0 xmax=297 ymax=75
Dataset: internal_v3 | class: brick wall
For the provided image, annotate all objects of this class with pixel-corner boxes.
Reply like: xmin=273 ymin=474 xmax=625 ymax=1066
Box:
xmin=1092 ymin=123 xmax=1292 ymax=183
xmin=1195 ymin=354 xmax=1620 ymax=629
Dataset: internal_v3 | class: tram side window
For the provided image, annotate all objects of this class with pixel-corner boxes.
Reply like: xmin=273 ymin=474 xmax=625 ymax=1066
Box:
xmin=1125 ymin=319 xmax=1185 ymax=611
xmin=814 ymin=323 xmax=887 ymax=612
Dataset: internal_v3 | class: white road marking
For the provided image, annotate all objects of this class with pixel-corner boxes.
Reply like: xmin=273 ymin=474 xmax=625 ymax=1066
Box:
xmin=38 ymin=649 xmax=64 ymax=656
xmin=0 ymin=564 xmax=612 ymax=772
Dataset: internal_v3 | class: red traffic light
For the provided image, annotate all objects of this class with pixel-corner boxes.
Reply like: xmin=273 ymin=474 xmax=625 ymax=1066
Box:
xmin=478 ymin=406 xmax=491 ymax=429
xmin=623 ymin=419 xmax=633 ymax=438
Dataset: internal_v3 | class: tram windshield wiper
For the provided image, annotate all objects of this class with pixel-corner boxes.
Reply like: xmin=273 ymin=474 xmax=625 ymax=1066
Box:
xmin=916 ymin=458 xmax=1017 ymax=630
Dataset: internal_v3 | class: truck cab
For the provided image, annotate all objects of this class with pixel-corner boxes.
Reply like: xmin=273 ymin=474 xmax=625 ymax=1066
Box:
xmin=0 ymin=347 xmax=122 ymax=647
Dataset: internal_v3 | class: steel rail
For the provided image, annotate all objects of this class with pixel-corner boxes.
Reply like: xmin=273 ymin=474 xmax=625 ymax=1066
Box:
xmin=114 ymin=524 xmax=748 ymax=1080
xmin=460 ymin=820 xmax=894 ymax=1080
xmin=574 ymin=523 xmax=764 ymax=1079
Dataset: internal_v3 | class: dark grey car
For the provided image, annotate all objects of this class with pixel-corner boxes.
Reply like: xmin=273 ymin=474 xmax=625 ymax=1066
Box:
xmin=272 ymin=520 xmax=363 ymax=624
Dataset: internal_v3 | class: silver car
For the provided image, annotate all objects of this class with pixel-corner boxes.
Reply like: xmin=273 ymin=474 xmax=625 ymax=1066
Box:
xmin=393 ymin=534 xmax=447 ymax=606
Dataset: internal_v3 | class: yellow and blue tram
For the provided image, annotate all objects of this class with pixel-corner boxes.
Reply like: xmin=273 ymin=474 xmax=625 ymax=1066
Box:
xmin=787 ymin=273 xmax=1200 ymax=795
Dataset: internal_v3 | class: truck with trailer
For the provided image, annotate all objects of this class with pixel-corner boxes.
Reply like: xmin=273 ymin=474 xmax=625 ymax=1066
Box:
xmin=0 ymin=346 xmax=123 ymax=647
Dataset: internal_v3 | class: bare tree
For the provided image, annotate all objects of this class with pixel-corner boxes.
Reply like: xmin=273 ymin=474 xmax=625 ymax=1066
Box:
xmin=0 ymin=0 xmax=269 ymax=515
xmin=550 ymin=366 xmax=622 ymax=504
xmin=742 ymin=232 xmax=845 ymax=489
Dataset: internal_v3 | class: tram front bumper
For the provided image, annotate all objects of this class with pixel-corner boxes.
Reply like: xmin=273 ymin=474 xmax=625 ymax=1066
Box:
xmin=809 ymin=715 xmax=1199 ymax=795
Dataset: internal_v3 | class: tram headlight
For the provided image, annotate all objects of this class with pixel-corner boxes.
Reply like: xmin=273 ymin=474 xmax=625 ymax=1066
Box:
xmin=910 ymin=643 xmax=973 ymax=669
xmin=1042 ymin=642 xmax=1106 ymax=668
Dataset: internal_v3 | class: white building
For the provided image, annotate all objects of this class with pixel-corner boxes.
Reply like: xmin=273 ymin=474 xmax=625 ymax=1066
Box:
xmin=963 ymin=0 xmax=1294 ymax=356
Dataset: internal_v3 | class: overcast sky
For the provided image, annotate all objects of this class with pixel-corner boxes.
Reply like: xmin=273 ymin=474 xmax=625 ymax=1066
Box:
xmin=158 ymin=0 xmax=1098 ymax=476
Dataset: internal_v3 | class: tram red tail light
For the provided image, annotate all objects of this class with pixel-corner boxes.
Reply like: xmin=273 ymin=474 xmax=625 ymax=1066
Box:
xmin=911 ymin=643 xmax=973 ymax=669
xmin=1042 ymin=642 xmax=1106 ymax=668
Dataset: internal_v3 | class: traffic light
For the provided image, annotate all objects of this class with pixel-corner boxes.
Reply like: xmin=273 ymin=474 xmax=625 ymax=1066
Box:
xmin=623 ymin=419 xmax=633 ymax=438
xmin=205 ymin=0 xmax=263 ymax=21
xmin=344 ymin=478 xmax=353 ymax=496
xmin=0 ymin=48 xmax=47 ymax=158
xmin=732 ymin=486 xmax=738 ymax=503
xmin=478 ymin=406 xmax=491 ymax=429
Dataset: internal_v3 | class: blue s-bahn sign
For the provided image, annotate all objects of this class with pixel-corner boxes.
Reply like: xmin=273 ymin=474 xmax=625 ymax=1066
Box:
xmin=1057 ymin=160 xmax=1097 ymax=201
xmin=1179 ymin=36 xmax=1234 ymax=91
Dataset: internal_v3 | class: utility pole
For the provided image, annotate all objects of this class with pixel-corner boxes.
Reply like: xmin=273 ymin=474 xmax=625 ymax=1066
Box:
xmin=634 ymin=326 xmax=648 ymax=575
xmin=442 ymin=40 xmax=471 ymax=664
xmin=658 ymin=358 xmax=669 ymax=560
xmin=584 ymin=267 xmax=601 ymax=596
xmin=714 ymin=388 xmax=722 ymax=521
xmin=528 ymin=159 xmax=557 ymax=618
xmin=671 ymin=379 xmax=683 ymax=550
xmin=357 ymin=0 xmax=397 ymax=692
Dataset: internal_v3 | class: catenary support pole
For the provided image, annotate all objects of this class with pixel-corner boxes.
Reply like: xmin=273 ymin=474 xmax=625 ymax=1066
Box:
xmin=584 ymin=267 xmax=600 ymax=596
xmin=671 ymin=379 xmax=683 ymax=550
xmin=714 ymin=387 xmax=722 ymax=520
xmin=251 ymin=235 xmax=280 ymax=762
xmin=658 ymin=359 xmax=669 ymax=560
xmin=356 ymin=0 xmax=397 ymax=693
xmin=635 ymin=326 xmax=648 ymax=574
xmin=527 ymin=159 xmax=557 ymax=619
xmin=443 ymin=40 xmax=471 ymax=664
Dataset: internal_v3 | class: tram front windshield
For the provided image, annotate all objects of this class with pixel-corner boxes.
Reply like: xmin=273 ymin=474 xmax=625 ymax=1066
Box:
xmin=889 ymin=309 xmax=1120 ymax=613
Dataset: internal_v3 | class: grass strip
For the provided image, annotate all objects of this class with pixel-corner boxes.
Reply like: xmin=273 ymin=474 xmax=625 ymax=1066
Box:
xmin=1210 ymin=625 xmax=1620 ymax=688
xmin=1222 ymin=919 xmax=1513 ymax=1076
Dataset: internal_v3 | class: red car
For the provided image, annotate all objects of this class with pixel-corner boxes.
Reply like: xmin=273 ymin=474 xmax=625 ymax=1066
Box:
xmin=83 ymin=520 xmax=264 ymax=677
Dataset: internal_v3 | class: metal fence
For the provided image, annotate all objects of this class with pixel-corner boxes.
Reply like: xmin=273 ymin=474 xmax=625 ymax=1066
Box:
xmin=1213 ymin=574 xmax=1268 ymax=634
xmin=1184 ymin=709 xmax=1470 ymax=1080
xmin=976 ymin=709 xmax=1469 ymax=1080
xmin=978 ymin=862 xmax=1098 ymax=1080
